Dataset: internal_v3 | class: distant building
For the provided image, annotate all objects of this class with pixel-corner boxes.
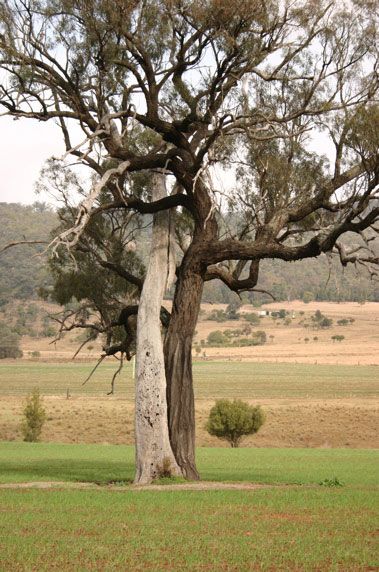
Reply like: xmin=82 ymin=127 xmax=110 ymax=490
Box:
xmin=258 ymin=310 xmax=271 ymax=317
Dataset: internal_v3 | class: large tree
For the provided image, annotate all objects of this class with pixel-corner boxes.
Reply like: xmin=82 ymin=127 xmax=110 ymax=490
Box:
xmin=1 ymin=0 xmax=378 ymax=480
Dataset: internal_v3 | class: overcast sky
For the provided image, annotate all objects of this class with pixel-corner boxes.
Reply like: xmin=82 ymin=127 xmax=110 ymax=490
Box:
xmin=0 ymin=114 xmax=336 ymax=207
xmin=0 ymin=116 xmax=64 ymax=205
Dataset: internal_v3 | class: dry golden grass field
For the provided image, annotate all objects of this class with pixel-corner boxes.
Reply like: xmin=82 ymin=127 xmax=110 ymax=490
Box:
xmin=20 ymin=300 xmax=379 ymax=365
xmin=1 ymin=301 xmax=378 ymax=449
xmin=196 ymin=300 xmax=379 ymax=365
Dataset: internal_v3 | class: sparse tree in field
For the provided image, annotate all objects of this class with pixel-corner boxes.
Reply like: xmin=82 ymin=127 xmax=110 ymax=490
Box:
xmin=206 ymin=399 xmax=265 ymax=448
xmin=0 ymin=321 xmax=23 ymax=359
xmin=1 ymin=0 xmax=378 ymax=480
xmin=225 ymin=300 xmax=242 ymax=321
xmin=302 ymin=292 xmax=315 ymax=304
xmin=207 ymin=330 xmax=227 ymax=346
xmin=244 ymin=313 xmax=260 ymax=325
xmin=21 ymin=389 xmax=46 ymax=442
xmin=331 ymin=334 xmax=345 ymax=342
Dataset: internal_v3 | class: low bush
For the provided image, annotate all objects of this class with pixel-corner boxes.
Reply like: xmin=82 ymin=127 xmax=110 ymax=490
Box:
xmin=206 ymin=399 xmax=265 ymax=448
xmin=21 ymin=389 xmax=46 ymax=442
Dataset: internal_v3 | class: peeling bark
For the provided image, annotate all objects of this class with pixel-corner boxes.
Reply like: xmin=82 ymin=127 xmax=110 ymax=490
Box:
xmin=134 ymin=173 xmax=181 ymax=485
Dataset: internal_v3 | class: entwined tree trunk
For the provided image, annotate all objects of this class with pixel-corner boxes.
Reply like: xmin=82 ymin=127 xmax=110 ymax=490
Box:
xmin=134 ymin=173 xmax=181 ymax=484
xmin=164 ymin=257 xmax=204 ymax=480
xmin=165 ymin=192 xmax=217 ymax=480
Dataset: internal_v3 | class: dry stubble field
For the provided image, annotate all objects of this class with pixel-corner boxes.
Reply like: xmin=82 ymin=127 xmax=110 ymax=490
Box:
xmin=1 ymin=301 xmax=378 ymax=449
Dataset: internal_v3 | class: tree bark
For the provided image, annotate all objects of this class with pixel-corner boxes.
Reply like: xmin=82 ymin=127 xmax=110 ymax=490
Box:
xmin=164 ymin=251 xmax=204 ymax=480
xmin=134 ymin=173 xmax=181 ymax=485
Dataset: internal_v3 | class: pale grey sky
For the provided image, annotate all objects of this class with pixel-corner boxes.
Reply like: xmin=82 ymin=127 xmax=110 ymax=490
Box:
xmin=0 ymin=114 xmax=335 ymax=207
xmin=0 ymin=116 xmax=63 ymax=205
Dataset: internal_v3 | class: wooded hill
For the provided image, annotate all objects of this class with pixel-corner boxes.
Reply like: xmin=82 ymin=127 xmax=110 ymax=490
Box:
xmin=0 ymin=202 xmax=378 ymax=306
xmin=0 ymin=202 xmax=57 ymax=305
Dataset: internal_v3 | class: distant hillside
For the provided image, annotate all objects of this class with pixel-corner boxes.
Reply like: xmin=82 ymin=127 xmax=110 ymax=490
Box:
xmin=0 ymin=202 xmax=378 ymax=306
xmin=0 ymin=202 xmax=57 ymax=305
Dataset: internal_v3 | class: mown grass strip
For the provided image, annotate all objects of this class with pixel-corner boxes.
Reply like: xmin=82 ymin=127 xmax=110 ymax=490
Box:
xmin=0 ymin=442 xmax=377 ymax=487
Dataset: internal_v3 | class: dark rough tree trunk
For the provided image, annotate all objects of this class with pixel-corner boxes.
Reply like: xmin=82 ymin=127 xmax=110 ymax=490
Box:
xmin=164 ymin=195 xmax=215 ymax=479
xmin=164 ymin=255 xmax=205 ymax=480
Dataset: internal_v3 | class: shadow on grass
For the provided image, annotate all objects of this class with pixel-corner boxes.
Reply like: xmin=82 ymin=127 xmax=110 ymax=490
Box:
xmin=0 ymin=442 xmax=136 ymax=484
xmin=0 ymin=458 xmax=135 ymax=484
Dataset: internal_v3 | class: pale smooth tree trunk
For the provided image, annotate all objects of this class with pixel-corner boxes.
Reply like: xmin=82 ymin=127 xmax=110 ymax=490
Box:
xmin=134 ymin=172 xmax=181 ymax=484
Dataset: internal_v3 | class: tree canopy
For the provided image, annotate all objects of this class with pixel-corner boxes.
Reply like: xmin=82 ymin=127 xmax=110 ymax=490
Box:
xmin=1 ymin=0 xmax=378 ymax=479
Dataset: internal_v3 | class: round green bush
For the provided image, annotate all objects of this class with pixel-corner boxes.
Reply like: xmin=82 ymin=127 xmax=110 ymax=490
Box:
xmin=206 ymin=399 xmax=265 ymax=448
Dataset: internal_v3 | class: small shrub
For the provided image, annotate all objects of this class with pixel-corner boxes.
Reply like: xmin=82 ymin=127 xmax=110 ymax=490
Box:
xmin=206 ymin=399 xmax=265 ymax=448
xmin=243 ymin=312 xmax=260 ymax=325
xmin=320 ymin=317 xmax=333 ymax=329
xmin=207 ymin=330 xmax=228 ymax=346
xmin=29 ymin=351 xmax=41 ymax=358
xmin=331 ymin=335 xmax=345 ymax=342
xmin=208 ymin=309 xmax=228 ymax=322
xmin=252 ymin=330 xmax=267 ymax=345
xmin=21 ymin=389 xmax=46 ymax=442
xmin=309 ymin=311 xmax=333 ymax=330
xmin=319 ymin=477 xmax=343 ymax=487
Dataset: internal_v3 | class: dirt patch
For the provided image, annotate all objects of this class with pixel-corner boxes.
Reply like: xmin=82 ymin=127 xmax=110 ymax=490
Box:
xmin=0 ymin=480 xmax=286 ymax=492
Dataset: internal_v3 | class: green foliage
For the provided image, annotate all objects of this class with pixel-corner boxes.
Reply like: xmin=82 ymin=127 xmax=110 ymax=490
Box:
xmin=310 ymin=310 xmax=333 ymax=329
xmin=29 ymin=351 xmax=41 ymax=358
xmin=243 ymin=312 xmax=260 ymax=325
xmin=271 ymin=309 xmax=287 ymax=319
xmin=0 ymin=321 xmax=22 ymax=359
xmin=302 ymin=291 xmax=314 ymax=304
xmin=208 ymin=309 xmax=228 ymax=322
xmin=319 ymin=477 xmax=343 ymax=487
xmin=206 ymin=329 xmax=267 ymax=347
xmin=207 ymin=330 xmax=227 ymax=346
xmin=21 ymin=389 xmax=46 ymax=442
xmin=252 ymin=330 xmax=267 ymax=345
xmin=331 ymin=335 xmax=345 ymax=342
xmin=337 ymin=318 xmax=354 ymax=326
xmin=206 ymin=399 xmax=265 ymax=447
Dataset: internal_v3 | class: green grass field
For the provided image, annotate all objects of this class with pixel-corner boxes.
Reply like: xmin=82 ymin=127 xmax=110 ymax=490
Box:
xmin=1 ymin=360 xmax=378 ymax=399
xmin=0 ymin=361 xmax=378 ymax=570
xmin=0 ymin=442 xmax=377 ymax=486
xmin=0 ymin=443 xmax=378 ymax=571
